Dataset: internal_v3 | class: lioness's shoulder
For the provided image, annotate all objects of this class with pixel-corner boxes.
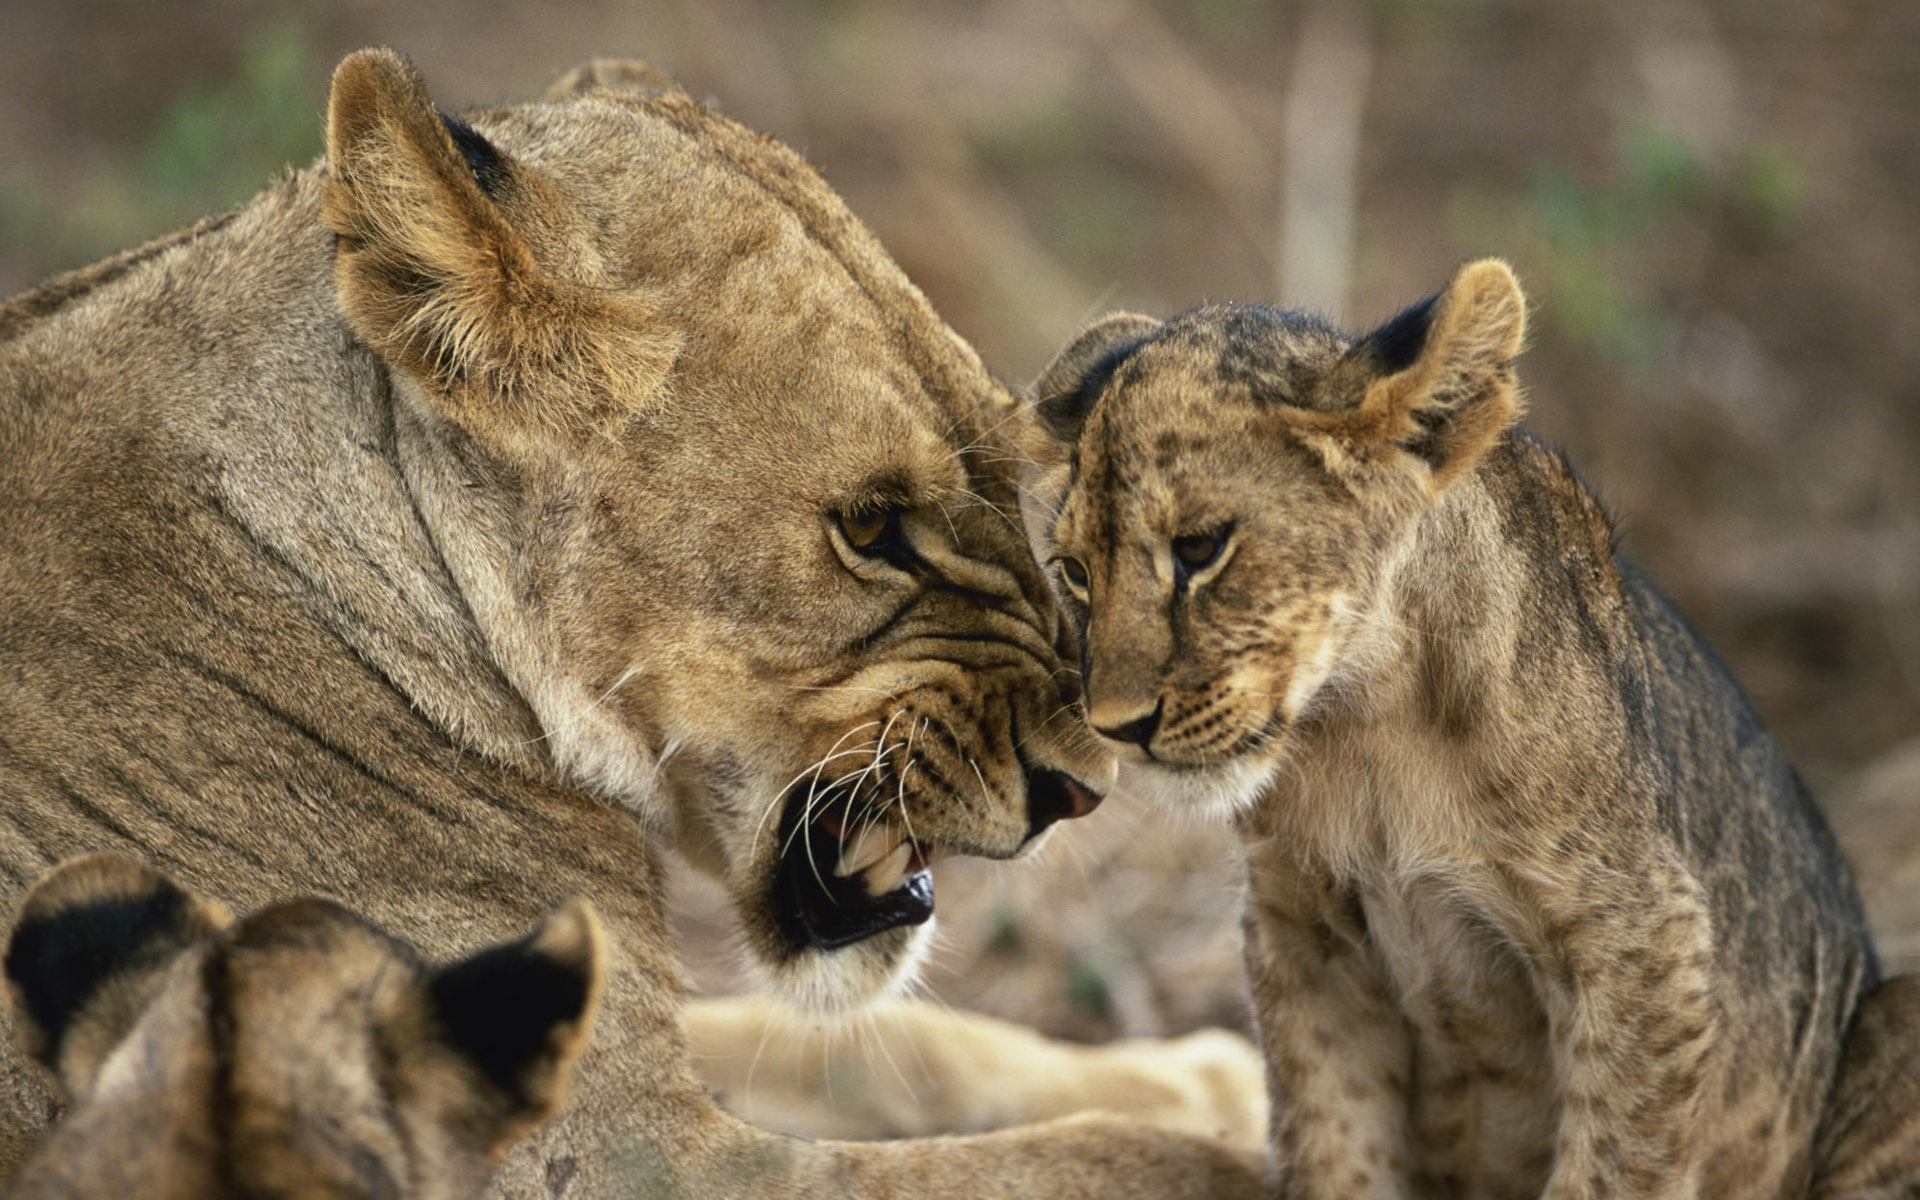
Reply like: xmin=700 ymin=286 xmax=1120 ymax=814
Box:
xmin=4 ymin=855 xmax=601 ymax=1199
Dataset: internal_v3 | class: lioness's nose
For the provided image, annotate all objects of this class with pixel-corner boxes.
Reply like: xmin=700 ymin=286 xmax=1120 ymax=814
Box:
xmin=1025 ymin=768 xmax=1104 ymax=839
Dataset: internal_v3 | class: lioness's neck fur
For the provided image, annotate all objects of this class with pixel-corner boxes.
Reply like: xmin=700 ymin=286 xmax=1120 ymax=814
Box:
xmin=1032 ymin=261 xmax=1918 ymax=1198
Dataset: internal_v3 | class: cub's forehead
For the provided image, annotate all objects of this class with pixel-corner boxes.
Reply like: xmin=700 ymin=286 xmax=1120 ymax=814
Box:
xmin=1118 ymin=305 xmax=1354 ymax=416
xmin=1081 ymin=306 xmax=1351 ymax=460
xmin=1056 ymin=306 xmax=1359 ymax=522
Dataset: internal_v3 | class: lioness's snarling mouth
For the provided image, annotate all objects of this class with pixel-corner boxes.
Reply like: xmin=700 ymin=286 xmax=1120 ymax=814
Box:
xmin=767 ymin=765 xmax=1105 ymax=953
xmin=773 ymin=786 xmax=937 ymax=951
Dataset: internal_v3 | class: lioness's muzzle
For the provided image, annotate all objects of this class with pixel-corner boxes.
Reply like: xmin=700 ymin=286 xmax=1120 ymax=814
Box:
xmin=770 ymin=765 xmax=1105 ymax=953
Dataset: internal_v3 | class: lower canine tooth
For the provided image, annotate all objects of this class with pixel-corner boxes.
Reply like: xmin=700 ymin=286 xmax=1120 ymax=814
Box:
xmin=834 ymin=822 xmax=900 ymax=878
xmin=863 ymin=840 xmax=914 ymax=897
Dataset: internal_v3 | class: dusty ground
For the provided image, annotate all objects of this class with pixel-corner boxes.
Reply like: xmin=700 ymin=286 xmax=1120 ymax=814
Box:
xmin=3 ymin=0 xmax=1915 ymax=1043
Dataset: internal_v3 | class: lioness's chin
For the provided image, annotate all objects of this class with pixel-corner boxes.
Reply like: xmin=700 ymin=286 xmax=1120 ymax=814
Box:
xmin=1117 ymin=755 xmax=1278 ymax=823
xmin=756 ymin=918 xmax=937 ymax=1015
xmin=720 ymin=782 xmax=952 ymax=1014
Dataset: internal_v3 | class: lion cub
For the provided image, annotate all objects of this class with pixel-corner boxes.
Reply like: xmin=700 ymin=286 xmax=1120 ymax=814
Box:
xmin=1028 ymin=260 xmax=1918 ymax=1197
xmin=3 ymin=855 xmax=600 ymax=1199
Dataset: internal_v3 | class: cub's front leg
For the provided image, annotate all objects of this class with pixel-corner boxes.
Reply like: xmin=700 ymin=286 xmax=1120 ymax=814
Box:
xmin=1245 ymin=860 xmax=1412 ymax=1200
xmin=1510 ymin=849 xmax=1720 ymax=1200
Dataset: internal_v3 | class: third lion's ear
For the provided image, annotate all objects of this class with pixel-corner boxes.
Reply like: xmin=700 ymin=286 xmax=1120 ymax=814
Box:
xmin=322 ymin=48 xmax=680 ymax=455
xmin=429 ymin=898 xmax=604 ymax=1151
xmin=1313 ymin=259 xmax=1527 ymax=493
xmin=4 ymin=855 xmax=230 ymax=1102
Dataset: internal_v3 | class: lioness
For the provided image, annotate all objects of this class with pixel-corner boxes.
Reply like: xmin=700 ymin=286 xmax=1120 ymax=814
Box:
xmin=1027 ymin=260 xmax=1920 ymax=1197
xmin=0 ymin=49 xmax=1261 ymax=1197
xmin=5 ymin=854 xmax=599 ymax=1198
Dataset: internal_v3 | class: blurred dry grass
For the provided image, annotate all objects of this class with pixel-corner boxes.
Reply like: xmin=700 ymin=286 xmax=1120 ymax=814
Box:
xmin=3 ymin=0 xmax=1916 ymax=1036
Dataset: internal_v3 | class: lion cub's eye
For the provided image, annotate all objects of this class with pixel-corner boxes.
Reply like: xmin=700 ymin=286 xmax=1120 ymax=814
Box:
xmin=1172 ymin=530 xmax=1226 ymax=574
xmin=838 ymin=509 xmax=902 ymax=555
xmin=1057 ymin=556 xmax=1090 ymax=592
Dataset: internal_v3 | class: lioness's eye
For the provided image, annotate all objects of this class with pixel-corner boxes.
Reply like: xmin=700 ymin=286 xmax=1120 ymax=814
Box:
xmin=1058 ymin=557 xmax=1089 ymax=590
xmin=1173 ymin=531 xmax=1224 ymax=572
xmin=838 ymin=509 xmax=900 ymax=554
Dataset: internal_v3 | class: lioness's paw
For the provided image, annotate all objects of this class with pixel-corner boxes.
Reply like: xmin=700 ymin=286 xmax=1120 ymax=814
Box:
xmin=685 ymin=995 xmax=1267 ymax=1154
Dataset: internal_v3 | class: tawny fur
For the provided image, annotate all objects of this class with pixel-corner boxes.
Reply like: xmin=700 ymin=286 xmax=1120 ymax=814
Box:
xmin=0 ymin=49 xmax=1263 ymax=1198
xmin=1029 ymin=260 xmax=1919 ymax=1199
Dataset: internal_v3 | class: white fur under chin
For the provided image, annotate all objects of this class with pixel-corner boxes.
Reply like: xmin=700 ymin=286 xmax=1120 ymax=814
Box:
xmin=755 ymin=917 xmax=938 ymax=1019
xmin=1117 ymin=756 xmax=1278 ymax=824
xmin=524 ymin=668 xmax=669 ymax=817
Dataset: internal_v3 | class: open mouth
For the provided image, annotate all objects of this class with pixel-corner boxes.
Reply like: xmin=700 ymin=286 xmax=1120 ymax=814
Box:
xmin=772 ymin=787 xmax=936 ymax=952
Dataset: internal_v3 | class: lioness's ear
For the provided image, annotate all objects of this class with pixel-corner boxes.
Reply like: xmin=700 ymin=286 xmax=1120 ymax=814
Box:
xmin=323 ymin=48 xmax=679 ymax=452
xmin=1030 ymin=312 xmax=1163 ymax=444
xmin=542 ymin=59 xmax=688 ymax=102
xmin=430 ymin=898 xmax=603 ymax=1148
xmin=1317 ymin=259 xmax=1526 ymax=493
xmin=4 ymin=855 xmax=231 ymax=1100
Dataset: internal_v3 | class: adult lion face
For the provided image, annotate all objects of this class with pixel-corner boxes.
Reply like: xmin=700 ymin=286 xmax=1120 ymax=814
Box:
xmin=322 ymin=52 xmax=1111 ymax=1010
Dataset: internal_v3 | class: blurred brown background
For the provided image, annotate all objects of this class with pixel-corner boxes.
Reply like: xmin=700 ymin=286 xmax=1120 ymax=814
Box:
xmin=4 ymin=0 xmax=1916 ymax=1041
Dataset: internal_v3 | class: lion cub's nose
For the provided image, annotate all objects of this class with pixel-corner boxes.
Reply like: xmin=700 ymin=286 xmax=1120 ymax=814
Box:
xmin=1091 ymin=698 xmax=1163 ymax=750
xmin=1025 ymin=768 xmax=1105 ymax=839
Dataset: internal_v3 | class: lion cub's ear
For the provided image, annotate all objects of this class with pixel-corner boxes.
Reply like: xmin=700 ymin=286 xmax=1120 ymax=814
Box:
xmin=4 ymin=855 xmax=231 ymax=1101
xmin=323 ymin=48 xmax=680 ymax=454
xmin=541 ymin=59 xmax=689 ymax=102
xmin=1031 ymin=312 xmax=1164 ymax=444
xmin=429 ymin=897 xmax=604 ymax=1150
xmin=1317 ymin=259 xmax=1527 ymax=494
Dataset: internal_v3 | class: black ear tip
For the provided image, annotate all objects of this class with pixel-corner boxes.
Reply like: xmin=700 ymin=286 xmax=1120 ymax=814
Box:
xmin=430 ymin=900 xmax=603 ymax=1101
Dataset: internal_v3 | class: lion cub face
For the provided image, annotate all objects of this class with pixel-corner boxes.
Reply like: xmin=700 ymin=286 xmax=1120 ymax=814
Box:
xmin=1028 ymin=264 xmax=1524 ymax=817
xmin=321 ymin=53 xmax=1110 ymax=1012
xmin=3 ymin=855 xmax=600 ymax=1200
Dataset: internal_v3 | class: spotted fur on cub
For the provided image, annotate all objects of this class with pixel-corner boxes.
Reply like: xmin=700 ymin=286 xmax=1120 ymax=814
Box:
xmin=1029 ymin=260 xmax=1920 ymax=1198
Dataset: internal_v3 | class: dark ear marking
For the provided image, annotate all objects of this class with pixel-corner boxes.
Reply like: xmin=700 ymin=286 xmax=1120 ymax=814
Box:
xmin=432 ymin=942 xmax=587 ymax=1096
xmin=429 ymin=900 xmax=601 ymax=1109
xmin=5 ymin=860 xmax=225 ymax=1069
xmin=438 ymin=114 xmax=509 ymax=197
xmin=1361 ymin=291 xmax=1439 ymax=375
